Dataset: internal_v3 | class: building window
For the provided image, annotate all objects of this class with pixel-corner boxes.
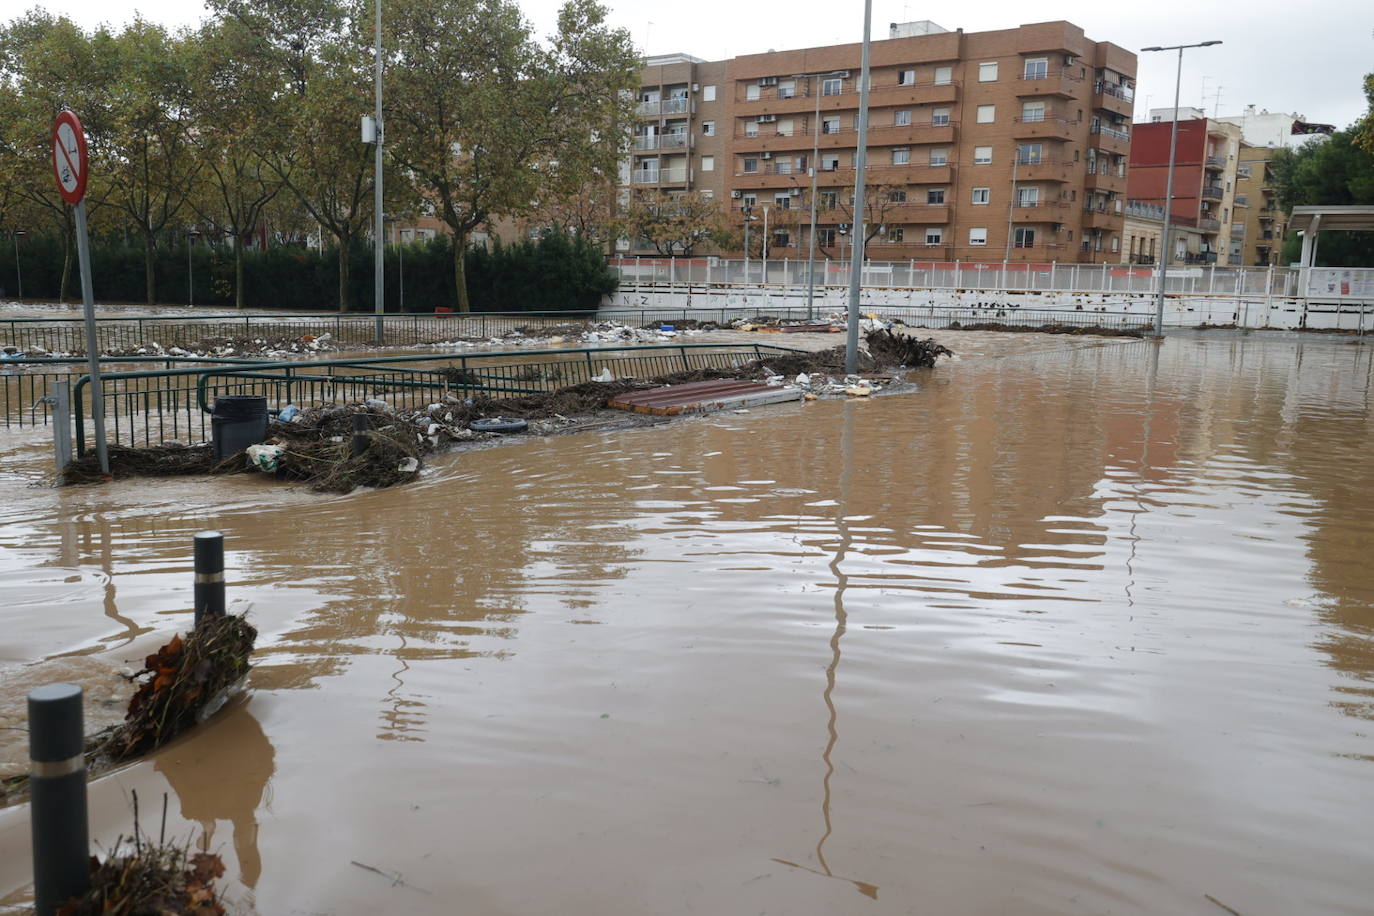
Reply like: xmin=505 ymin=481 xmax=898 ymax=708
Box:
xmin=977 ymin=104 xmax=995 ymax=124
xmin=702 ymin=120 xmax=715 ymax=136
xmin=701 ymin=155 xmax=714 ymax=171
xmin=746 ymin=84 xmax=760 ymax=101
xmin=929 ymin=148 xmax=948 ymax=166
xmin=931 ymin=107 xmax=951 ymax=126
xmin=973 ymin=145 xmax=992 ymax=164
xmin=925 ymin=228 xmax=944 ymax=246
xmin=1024 ymin=58 xmax=1048 ymax=80
xmin=887 ymin=227 xmax=905 ymax=243
xmin=778 ymin=79 xmax=796 ymax=99
xmin=889 ymin=190 xmax=907 ymax=203
xmin=822 ymin=116 xmax=841 ymax=135
xmin=773 ymin=230 xmax=791 ymax=248
xmin=1016 ymin=187 xmax=1039 ymax=206
xmin=1017 ymin=143 xmax=1042 ymax=164
xmin=928 ymin=188 xmax=945 ymax=205
xmin=703 ymin=85 xmax=716 ymax=101
xmin=979 ymin=61 xmax=998 ymax=82
xmin=742 ymin=194 xmax=757 ymax=207
xmin=820 ymin=190 xmax=838 ymax=209
xmin=742 ymin=157 xmax=758 ymax=173
xmin=774 ymin=193 xmax=790 ymax=208
xmin=1111 ymin=236 xmax=1120 ymax=252
xmin=818 ymin=228 xmax=836 ymax=246
xmin=744 ymin=121 xmax=759 ymax=137
xmin=776 ymin=118 xmax=794 ymax=137
xmin=1014 ymin=227 xmax=1036 ymax=248
xmin=972 ymin=187 xmax=990 ymax=205
xmin=894 ymin=110 xmax=912 ymax=127
xmin=822 ymin=78 xmax=841 ymax=96
xmin=969 ymin=227 xmax=988 ymax=246
xmin=933 ymin=66 xmax=953 ymax=85
xmin=892 ymin=148 xmax=910 ymax=165
xmin=897 ymin=69 xmax=915 ymax=85
xmin=1021 ymin=101 xmax=1045 ymax=122
xmin=821 ymin=154 xmax=841 ymax=170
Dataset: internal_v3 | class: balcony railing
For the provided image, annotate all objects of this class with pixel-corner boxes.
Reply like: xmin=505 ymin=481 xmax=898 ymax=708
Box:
xmin=1198 ymin=218 xmax=1221 ymax=232
xmin=1201 ymin=185 xmax=1224 ymax=201
xmin=635 ymin=97 xmax=691 ymax=116
xmin=1125 ymin=200 xmax=1166 ymax=220
xmin=631 ymin=167 xmax=689 ymax=184
xmin=1204 ymin=155 xmax=1225 ymax=169
xmin=1234 ymin=194 xmax=1249 ymax=207
xmin=1090 ymin=123 xmax=1130 ymax=142
xmin=632 ymin=133 xmax=692 ymax=151
xmin=1093 ymin=80 xmax=1135 ymax=102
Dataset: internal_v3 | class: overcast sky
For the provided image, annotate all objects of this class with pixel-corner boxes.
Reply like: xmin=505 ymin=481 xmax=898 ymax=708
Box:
xmin=19 ymin=0 xmax=1373 ymax=129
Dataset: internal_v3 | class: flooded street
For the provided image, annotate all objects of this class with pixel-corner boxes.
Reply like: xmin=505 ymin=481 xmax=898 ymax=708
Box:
xmin=3 ymin=331 xmax=1374 ymax=914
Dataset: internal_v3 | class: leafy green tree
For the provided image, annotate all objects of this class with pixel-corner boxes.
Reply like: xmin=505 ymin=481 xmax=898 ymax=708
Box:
xmin=385 ymin=0 xmax=637 ymax=311
xmin=1272 ymin=130 xmax=1374 ymax=266
xmin=621 ymin=190 xmax=727 ymax=256
xmin=1354 ymin=73 xmax=1374 ymax=156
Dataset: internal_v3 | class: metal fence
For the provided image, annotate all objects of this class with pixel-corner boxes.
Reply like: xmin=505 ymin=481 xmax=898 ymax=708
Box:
xmin=609 ymin=257 xmax=1306 ymax=298
xmin=49 ymin=343 xmax=801 ymax=455
xmin=0 ymin=311 xmax=608 ymax=355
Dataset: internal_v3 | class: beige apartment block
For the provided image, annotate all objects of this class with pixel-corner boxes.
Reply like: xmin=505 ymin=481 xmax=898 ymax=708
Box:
xmin=1234 ymin=145 xmax=1288 ymax=266
xmin=1121 ymin=201 xmax=1207 ymax=266
xmin=624 ymin=55 xmax=729 ymax=201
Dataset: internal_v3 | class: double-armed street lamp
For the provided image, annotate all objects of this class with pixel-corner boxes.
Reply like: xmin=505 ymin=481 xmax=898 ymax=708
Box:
xmin=1140 ymin=39 xmax=1223 ymax=337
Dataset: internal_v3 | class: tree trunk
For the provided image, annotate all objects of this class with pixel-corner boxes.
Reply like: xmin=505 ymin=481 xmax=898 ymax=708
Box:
xmin=453 ymin=231 xmax=470 ymax=313
xmin=234 ymin=234 xmax=245 ymax=309
xmin=337 ymin=234 xmax=351 ymax=311
xmin=144 ymin=231 xmax=157 ymax=305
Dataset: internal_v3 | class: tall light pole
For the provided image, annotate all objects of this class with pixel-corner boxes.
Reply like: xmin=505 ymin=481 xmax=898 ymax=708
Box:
xmin=762 ymin=202 xmax=771 ymax=276
xmin=844 ymin=0 xmax=874 ymax=374
xmin=794 ymin=71 xmax=845 ymax=319
xmin=12 ymin=230 xmax=24 ymax=300
xmin=372 ymin=0 xmax=385 ymax=346
xmin=187 ymin=228 xmax=200 ymax=307
xmin=1141 ymin=40 xmax=1222 ymax=337
xmin=742 ymin=206 xmax=756 ymax=282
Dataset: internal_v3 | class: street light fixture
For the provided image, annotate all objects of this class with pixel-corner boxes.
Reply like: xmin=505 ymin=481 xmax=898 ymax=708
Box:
xmin=1140 ymin=39 xmax=1222 ymax=337
xmin=12 ymin=230 xmax=25 ymax=301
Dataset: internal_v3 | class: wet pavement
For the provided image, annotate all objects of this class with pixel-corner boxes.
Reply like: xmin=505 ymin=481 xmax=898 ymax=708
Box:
xmin=2 ymin=331 xmax=1373 ymax=914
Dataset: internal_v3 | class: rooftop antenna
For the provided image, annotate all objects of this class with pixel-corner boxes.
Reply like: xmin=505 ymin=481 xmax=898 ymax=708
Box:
xmin=1212 ymin=83 xmax=1224 ymax=117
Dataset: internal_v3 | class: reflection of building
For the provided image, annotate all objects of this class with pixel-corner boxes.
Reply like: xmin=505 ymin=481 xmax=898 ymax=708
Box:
xmin=620 ymin=20 xmax=1136 ymax=262
xmin=1126 ymin=115 xmax=1243 ymax=264
xmin=1234 ymin=145 xmax=1287 ymax=266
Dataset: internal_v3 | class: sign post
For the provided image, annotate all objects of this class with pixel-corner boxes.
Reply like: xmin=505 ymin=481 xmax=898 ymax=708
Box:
xmin=53 ymin=110 xmax=109 ymax=477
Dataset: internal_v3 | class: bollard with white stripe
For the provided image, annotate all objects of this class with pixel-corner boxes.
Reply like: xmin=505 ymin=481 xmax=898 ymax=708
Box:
xmin=28 ymin=683 xmax=89 ymax=915
xmin=193 ymin=530 xmax=225 ymax=627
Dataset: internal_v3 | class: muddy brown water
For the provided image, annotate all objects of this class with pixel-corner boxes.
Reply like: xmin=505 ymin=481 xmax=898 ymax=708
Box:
xmin=3 ymin=331 xmax=1374 ymax=915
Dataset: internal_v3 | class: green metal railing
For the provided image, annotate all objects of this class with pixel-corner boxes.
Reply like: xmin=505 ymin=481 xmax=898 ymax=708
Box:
xmin=67 ymin=343 xmax=804 ymax=456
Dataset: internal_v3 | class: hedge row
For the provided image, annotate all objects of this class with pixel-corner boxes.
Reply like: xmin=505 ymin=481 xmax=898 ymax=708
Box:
xmin=0 ymin=231 xmax=617 ymax=313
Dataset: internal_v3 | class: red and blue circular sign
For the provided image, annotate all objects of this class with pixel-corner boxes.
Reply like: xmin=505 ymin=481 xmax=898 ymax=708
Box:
xmin=51 ymin=110 xmax=89 ymax=205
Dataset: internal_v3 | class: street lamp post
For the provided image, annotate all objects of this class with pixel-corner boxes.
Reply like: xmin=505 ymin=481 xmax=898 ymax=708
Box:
xmin=1141 ymin=39 xmax=1222 ymax=337
xmin=187 ymin=229 xmax=200 ymax=307
xmin=12 ymin=230 xmax=25 ymax=300
xmin=372 ymin=0 xmax=385 ymax=346
xmin=742 ymin=207 xmax=756 ymax=282
xmin=837 ymin=223 xmax=849 ymax=279
xmin=762 ymin=203 xmax=771 ymax=282
xmin=844 ymin=0 xmax=874 ymax=374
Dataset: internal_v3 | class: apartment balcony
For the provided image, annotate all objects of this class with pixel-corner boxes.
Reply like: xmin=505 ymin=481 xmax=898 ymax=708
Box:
xmin=1008 ymin=241 xmax=1068 ymax=256
xmin=737 ymin=80 xmax=959 ymax=117
xmin=1258 ymin=209 xmax=1277 ymax=222
xmin=733 ymin=122 xmax=956 ymax=154
xmin=1092 ymin=80 xmax=1134 ymax=117
xmin=1200 ymin=184 xmax=1224 ymax=202
xmin=1197 ymin=217 xmax=1221 ymax=233
xmin=732 ymin=162 xmax=952 ymax=192
xmin=1011 ymin=200 xmax=1071 ymax=222
xmin=632 ymin=133 xmax=692 ymax=152
xmin=1204 ymin=155 xmax=1225 ymax=170
xmin=1089 ymin=123 xmax=1130 ymax=155
xmin=1081 ymin=205 xmax=1122 ymax=229
xmin=1012 ymin=115 xmax=1079 ymax=141
xmin=631 ymin=166 xmax=690 ymax=186
xmin=635 ymin=97 xmax=693 ymax=118
xmin=883 ymin=203 xmax=951 ymax=224
xmin=1234 ymin=194 xmax=1249 ymax=207
xmin=1015 ymin=68 xmax=1084 ymax=99
xmin=1014 ymin=157 xmax=1075 ymax=183
xmin=1084 ymin=169 xmax=1125 ymax=194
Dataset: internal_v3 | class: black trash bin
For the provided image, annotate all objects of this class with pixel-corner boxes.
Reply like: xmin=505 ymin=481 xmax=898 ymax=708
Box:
xmin=211 ymin=395 xmax=269 ymax=461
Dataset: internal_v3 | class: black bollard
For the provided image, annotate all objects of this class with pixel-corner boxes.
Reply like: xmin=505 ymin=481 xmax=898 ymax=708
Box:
xmin=29 ymin=683 xmax=89 ymax=915
xmin=351 ymin=413 xmax=370 ymax=456
xmin=193 ymin=530 xmax=225 ymax=627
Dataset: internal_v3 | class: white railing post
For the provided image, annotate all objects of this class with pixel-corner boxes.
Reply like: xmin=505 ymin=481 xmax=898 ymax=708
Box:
xmin=1071 ymin=264 xmax=1079 ymax=292
xmin=954 ymin=259 xmax=961 ymax=290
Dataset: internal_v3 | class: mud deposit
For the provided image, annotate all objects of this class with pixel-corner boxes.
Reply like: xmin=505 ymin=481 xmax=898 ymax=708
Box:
xmin=3 ymin=332 xmax=1374 ymax=914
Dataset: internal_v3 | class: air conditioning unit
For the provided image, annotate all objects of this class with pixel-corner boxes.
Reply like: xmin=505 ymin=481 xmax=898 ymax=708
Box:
xmin=1052 ymin=223 xmax=1065 ymax=233
xmin=758 ymin=114 xmax=776 ymax=123
xmin=1064 ymin=55 xmax=1076 ymax=66
xmin=760 ymin=151 xmax=772 ymax=159
xmin=692 ymin=83 xmax=700 ymax=92
xmin=789 ymin=187 xmax=801 ymax=196
xmin=834 ymin=71 xmax=851 ymax=78
xmin=760 ymin=76 xmax=778 ymax=86
xmin=731 ymin=189 xmax=742 ymax=199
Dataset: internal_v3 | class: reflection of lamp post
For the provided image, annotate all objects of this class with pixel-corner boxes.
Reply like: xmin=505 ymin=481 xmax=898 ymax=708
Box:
xmin=12 ymin=230 xmax=25 ymax=300
xmin=1141 ymin=39 xmax=1222 ymax=337
xmin=187 ymin=229 xmax=200 ymax=307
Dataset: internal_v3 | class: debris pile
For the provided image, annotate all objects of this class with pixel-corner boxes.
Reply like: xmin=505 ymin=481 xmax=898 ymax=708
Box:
xmin=945 ymin=321 xmax=1146 ymax=338
xmin=864 ymin=329 xmax=954 ymax=368
xmin=58 ymin=832 xmax=226 ymax=915
xmin=56 ymin=334 xmax=342 ymax=360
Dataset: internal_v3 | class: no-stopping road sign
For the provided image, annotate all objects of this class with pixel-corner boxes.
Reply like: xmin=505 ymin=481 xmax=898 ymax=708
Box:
xmin=51 ymin=110 xmax=88 ymax=205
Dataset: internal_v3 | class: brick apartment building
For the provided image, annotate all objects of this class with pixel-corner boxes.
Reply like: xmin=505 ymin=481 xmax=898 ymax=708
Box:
xmin=624 ymin=20 xmax=1137 ymax=263
xmin=1125 ymin=113 xmax=1244 ymax=265
xmin=1234 ymin=145 xmax=1288 ymax=266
